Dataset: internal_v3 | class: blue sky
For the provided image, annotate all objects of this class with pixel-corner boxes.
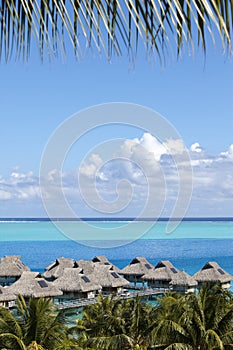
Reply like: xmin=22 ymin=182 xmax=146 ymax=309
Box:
xmin=0 ymin=37 xmax=232 ymax=217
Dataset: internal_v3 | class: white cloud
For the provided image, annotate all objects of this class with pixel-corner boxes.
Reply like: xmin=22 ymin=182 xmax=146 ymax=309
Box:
xmin=190 ymin=142 xmax=203 ymax=153
xmin=79 ymin=153 xmax=104 ymax=178
xmin=76 ymin=135 xmax=233 ymax=217
xmin=139 ymin=132 xmax=167 ymax=161
xmin=0 ymin=136 xmax=233 ymax=217
xmin=165 ymin=139 xmax=186 ymax=155
xmin=219 ymin=144 xmax=233 ymax=160
xmin=75 ymin=133 xmax=191 ymax=217
xmin=0 ymin=170 xmax=40 ymax=201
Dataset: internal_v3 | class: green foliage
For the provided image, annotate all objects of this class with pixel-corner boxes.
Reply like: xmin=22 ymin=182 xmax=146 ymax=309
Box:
xmin=73 ymin=284 xmax=233 ymax=349
xmin=73 ymin=294 xmax=155 ymax=349
xmin=151 ymin=284 xmax=233 ymax=349
xmin=0 ymin=285 xmax=233 ymax=349
xmin=0 ymin=296 xmax=72 ymax=350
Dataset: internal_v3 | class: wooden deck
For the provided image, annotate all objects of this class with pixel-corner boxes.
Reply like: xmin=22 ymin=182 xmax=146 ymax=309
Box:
xmin=56 ymin=289 xmax=165 ymax=310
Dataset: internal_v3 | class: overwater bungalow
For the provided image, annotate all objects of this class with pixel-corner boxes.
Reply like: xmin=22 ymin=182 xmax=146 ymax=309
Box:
xmin=74 ymin=258 xmax=118 ymax=274
xmin=88 ymin=264 xmax=130 ymax=295
xmin=0 ymin=256 xmax=30 ymax=286
xmin=121 ymin=257 xmax=154 ymax=287
xmin=92 ymin=256 xmax=110 ymax=264
xmin=0 ymin=286 xmax=17 ymax=308
xmin=53 ymin=268 xmax=101 ymax=300
xmin=143 ymin=260 xmax=180 ymax=290
xmin=75 ymin=259 xmax=95 ymax=274
xmin=169 ymin=270 xmax=198 ymax=294
xmin=92 ymin=256 xmax=121 ymax=273
xmin=8 ymin=271 xmax=63 ymax=301
xmin=192 ymin=261 xmax=233 ymax=289
xmin=43 ymin=257 xmax=75 ymax=281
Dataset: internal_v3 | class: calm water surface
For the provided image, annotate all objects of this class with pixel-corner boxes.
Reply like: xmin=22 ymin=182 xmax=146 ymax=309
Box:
xmin=0 ymin=220 xmax=232 ymax=281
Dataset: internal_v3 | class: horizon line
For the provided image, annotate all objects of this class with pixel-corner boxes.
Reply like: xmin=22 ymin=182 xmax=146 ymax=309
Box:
xmin=0 ymin=217 xmax=233 ymax=222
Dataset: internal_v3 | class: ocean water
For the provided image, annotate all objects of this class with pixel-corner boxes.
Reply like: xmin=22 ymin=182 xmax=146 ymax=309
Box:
xmin=0 ymin=220 xmax=233 ymax=286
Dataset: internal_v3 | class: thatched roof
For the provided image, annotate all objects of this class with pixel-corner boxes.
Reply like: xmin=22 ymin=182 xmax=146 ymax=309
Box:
xmin=192 ymin=262 xmax=233 ymax=283
xmin=0 ymin=286 xmax=17 ymax=302
xmin=53 ymin=268 xmax=101 ymax=293
xmin=0 ymin=256 xmax=30 ymax=277
xmin=75 ymin=260 xmax=95 ymax=274
xmin=92 ymin=256 xmax=121 ymax=273
xmin=75 ymin=259 xmax=121 ymax=276
xmin=143 ymin=260 xmax=180 ymax=281
xmin=43 ymin=257 xmax=75 ymax=279
xmin=169 ymin=270 xmax=198 ymax=287
xmin=88 ymin=264 xmax=130 ymax=289
xmin=121 ymin=257 xmax=153 ymax=276
xmin=8 ymin=271 xmax=63 ymax=298
xmin=92 ymin=256 xmax=110 ymax=264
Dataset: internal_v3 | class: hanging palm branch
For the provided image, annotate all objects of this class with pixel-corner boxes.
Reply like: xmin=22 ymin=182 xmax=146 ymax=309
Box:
xmin=0 ymin=0 xmax=232 ymax=62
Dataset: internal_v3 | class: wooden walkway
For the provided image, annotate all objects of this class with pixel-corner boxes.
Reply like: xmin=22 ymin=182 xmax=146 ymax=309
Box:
xmin=56 ymin=289 xmax=165 ymax=310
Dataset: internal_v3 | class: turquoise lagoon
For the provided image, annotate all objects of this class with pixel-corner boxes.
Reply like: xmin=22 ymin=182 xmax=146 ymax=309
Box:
xmin=0 ymin=220 xmax=232 ymax=287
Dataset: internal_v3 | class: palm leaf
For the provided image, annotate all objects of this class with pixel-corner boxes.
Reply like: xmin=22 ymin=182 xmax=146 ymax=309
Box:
xmin=0 ymin=333 xmax=27 ymax=350
xmin=0 ymin=0 xmax=232 ymax=61
xmin=85 ymin=333 xmax=134 ymax=349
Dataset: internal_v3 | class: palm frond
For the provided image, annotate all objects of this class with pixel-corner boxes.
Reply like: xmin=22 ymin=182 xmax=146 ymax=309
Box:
xmin=164 ymin=344 xmax=193 ymax=350
xmin=85 ymin=333 xmax=134 ymax=350
xmin=0 ymin=0 xmax=232 ymax=62
xmin=0 ymin=332 xmax=27 ymax=350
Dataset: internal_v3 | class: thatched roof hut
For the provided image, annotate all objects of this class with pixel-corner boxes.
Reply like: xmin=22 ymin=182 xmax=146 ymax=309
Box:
xmin=0 ymin=256 xmax=30 ymax=277
xmin=143 ymin=260 xmax=180 ymax=281
xmin=88 ymin=264 xmax=130 ymax=294
xmin=0 ymin=286 xmax=17 ymax=306
xmin=8 ymin=271 xmax=63 ymax=299
xmin=170 ymin=270 xmax=198 ymax=293
xmin=43 ymin=257 xmax=75 ymax=280
xmin=143 ymin=260 xmax=180 ymax=289
xmin=92 ymin=256 xmax=121 ymax=273
xmin=192 ymin=262 xmax=233 ymax=289
xmin=75 ymin=259 xmax=95 ymax=274
xmin=170 ymin=270 xmax=197 ymax=287
xmin=74 ymin=256 xmax=121 ymax=275
xmin=121 ymin=257 xmax=154 ymax=286
xmin=53 ymin=268 xmax=101 ymax=299
xmin=121 ymin=257 xmax=153 ymax=276
xmin=92 ymin=256 xmax=110 ymax=264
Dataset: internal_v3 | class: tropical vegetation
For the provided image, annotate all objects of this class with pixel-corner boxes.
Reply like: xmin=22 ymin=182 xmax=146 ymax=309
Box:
xmin=0 ymin=284 xmax=233 ymax=349
xmin=0 ymin=295 xmax=72 ymax=349
xmin=0 ymin=0 xmax=232 ymax=62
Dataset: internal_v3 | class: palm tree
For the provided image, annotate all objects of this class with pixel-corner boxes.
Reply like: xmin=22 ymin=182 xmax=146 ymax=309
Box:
xmin=0 ymin=0 xmax=232 ymax=62
xmin=76 ymin=294 xmax=125 ymax=337
xmin=73 ymin=294 xmax=130 ymax=349
xmin=122 ymin=296 xmax=156 ymax=348
xmin=150 ymin=284 xmax=233 ymax=349
xmin=74 ymin=294 xmax=156 ymax=349
xmin=183 ymin=284 xmax=233 ymax=349
xmin=0 ymin=295 xmax=72 ymax=350
xmin=149 ymin=292 xmax=191 ymax=348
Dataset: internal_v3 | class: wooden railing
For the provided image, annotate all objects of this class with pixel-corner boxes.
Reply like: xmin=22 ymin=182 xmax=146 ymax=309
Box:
xmin=56 ymin=289 xmax=165 ymax=309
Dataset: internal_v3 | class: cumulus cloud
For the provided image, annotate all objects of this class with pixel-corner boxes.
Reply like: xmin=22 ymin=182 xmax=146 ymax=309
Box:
xmin=76 ymin=133 xmax=192 ymax=217
xmin=219 ymin=144 xmax=233 ymax=160
xmin=79 ymin=153 xmax=104 ymax=178
xmin=1 ymin=135 xmax=233 ymax=217
xmin=77 ymin=134 xmax=233 ymax=217
xmin=0 ymin=170 xmax=40 ymax=201
xmin=188 ymin=143 xmax=233 ymax=208
xmin=190 ymin=142 xmax=203 ymax=153
xmin=139 ymin=132 xmax=167 ymax=160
